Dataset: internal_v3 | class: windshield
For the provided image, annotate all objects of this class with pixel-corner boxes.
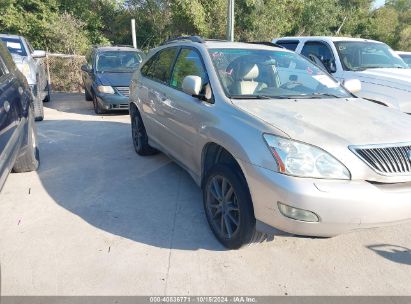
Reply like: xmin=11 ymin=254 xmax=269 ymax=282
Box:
xmin=334 ymin=41 xmax=407 ymax=71
xmin=209 ymin=48 xmax=350 ymax=99
xmin=399 ymin=54 xmax=411 ymax=67
xmin=0 ymin=37 xmax=27 ymax=56
xmin=96 ymin=51 xmax=143 ymax=73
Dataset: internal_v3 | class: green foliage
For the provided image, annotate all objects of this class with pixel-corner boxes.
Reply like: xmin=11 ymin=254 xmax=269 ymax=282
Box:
xmin=0 ymin=0 xmax=411 ymax=53
xmin=44 ymin=12 xmax=90 ymax=54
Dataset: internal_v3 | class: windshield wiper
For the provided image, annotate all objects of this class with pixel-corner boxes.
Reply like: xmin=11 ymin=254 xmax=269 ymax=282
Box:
xmin=230 ymin=95 xmax=271 ymax=99
xmin=309 ymin=93 xmax=342 ymax=98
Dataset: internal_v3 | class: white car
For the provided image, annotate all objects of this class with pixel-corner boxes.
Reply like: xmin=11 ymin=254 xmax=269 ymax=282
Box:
xmin=397 ymin=51 xmax=411 ymax=67
xmin=273 ymin=36 xmax=411 ymax=113
xmin=0 ymin=34 xmax=49 ymax=121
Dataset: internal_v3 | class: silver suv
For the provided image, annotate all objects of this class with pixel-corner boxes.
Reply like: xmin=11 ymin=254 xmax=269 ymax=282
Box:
xmin=0 ymin=34 xmax=49 ymax=121
xmin=129 ymin=36 xmax=411 ymax=249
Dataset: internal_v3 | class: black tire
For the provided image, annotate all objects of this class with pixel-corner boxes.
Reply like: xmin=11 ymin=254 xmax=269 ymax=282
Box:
xmin=33 ymin=96 xmax=44 ymax=121
xmin=93 ymin=94 xmax=105 ymax=114
xmin=203 ymin=164 xmax=268 ymax=249
xmin=85 ymin=88 xmax=92 ymax=101
xmin=13 ymin=108 xmax=40 ymax=172
xmin=131 ymin=109 xmax=158 ymax=156
xmin=43 ymin=82 xmax=51 ymax=102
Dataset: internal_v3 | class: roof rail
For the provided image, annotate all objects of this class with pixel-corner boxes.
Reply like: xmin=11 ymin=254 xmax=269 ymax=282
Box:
xmin=246 ymin=41 xmax=285 ymax=49
xmin=162 ymin=36 xmax=205 ymax=45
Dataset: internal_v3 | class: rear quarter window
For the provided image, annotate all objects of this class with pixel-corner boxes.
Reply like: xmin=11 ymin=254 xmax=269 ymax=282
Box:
xmin=276 ymin=40 xmax=300 ymax=51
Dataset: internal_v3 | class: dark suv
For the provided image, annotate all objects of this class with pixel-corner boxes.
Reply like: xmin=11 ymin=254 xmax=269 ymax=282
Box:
xmin=81 ymin=46 xmax=145 ymax=114
xmin=0 ymin=41 xmax=39 ymax=191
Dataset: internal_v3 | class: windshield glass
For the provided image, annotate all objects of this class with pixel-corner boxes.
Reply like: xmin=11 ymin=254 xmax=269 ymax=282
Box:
xmin=209 ymin=48 xmax=350 ymax=99
xmin=0 ymin=37 xmax=27 ymax=56
xmin=399 ymin=54 xmax=411 ymax=67
xmin=96 ymin=51 xmax=143 ymax=73
xmin=334 ymin=41 xmax=407 ymax=71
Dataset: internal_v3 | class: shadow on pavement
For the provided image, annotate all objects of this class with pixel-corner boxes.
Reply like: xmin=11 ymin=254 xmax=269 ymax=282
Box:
xmin=367 ymin=244 xmax=411 ymax=266
xmin=37 ymin=116 xmax=224 ymax=251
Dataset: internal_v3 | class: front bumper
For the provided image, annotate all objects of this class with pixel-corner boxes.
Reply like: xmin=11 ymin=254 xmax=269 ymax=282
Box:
xmin=241 ymin=161 xmax=411 ymax=237
xmin=96 ymin=94 xmax=129 ymax=111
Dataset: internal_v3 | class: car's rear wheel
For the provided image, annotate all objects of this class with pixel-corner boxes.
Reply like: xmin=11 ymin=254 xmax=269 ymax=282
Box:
xmin=13 ymin=108 xmax=40 ymax=172
xmin=203 ymin=164 xmax=267 ymax=249
xmin=93 ymin=94 xmax=106 ymax=114
xmin=131 ymin=109 xmax=157 ymax=156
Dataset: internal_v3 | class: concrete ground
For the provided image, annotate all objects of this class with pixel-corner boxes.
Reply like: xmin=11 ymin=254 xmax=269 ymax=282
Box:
xmin=0 ymin=93 xmax=411 ymax=296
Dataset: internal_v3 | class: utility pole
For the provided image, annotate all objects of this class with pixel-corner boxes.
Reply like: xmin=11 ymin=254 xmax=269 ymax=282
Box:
xmin=226 ymin=0 xmax=235 ymax=42
xmin=336 ymin=16 xmax=347 ymax=35
xmin=131 ymin=19 xmax=137 ymax=48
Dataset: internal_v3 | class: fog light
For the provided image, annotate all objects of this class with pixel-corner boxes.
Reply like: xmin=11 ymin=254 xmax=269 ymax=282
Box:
xmin=277 ymin=202 xmax=319 ymax=222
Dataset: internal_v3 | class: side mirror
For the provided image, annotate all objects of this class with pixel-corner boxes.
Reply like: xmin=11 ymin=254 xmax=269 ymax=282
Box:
xmin=182 ymin=75 xmax=202 ymax=96
xmin=343 ymin=79 xmax=361 ymax=94
xmin=32 ymin=50 xmax=46 ymax=58
xmin=81 ymin=64 xmax=91 ymax=73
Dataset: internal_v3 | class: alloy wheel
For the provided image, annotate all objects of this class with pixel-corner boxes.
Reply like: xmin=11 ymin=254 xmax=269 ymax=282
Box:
xmin=206 ymin=175 xmax=240 ymax=239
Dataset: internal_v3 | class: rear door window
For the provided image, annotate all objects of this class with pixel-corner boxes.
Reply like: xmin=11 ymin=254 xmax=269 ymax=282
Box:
xmin=276 ymin=40 xmax=300 ymax=51
xmin=301 ymin=41 xmax=334 ymax=63
xmin=141 ymin=48 xmax=178 ymax=84
xmin=170 ymin=48 xmax=207 ymax=90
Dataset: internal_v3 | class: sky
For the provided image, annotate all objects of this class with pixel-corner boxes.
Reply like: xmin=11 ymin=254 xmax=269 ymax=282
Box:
xmin=374 ymin=0 xmax=386 ymax=8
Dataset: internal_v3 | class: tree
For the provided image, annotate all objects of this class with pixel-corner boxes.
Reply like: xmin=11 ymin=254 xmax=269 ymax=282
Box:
xmin=0 ymin=0 xmax=60 ymax=49
xmin=44 ymin=12 xmax=90 ymax=54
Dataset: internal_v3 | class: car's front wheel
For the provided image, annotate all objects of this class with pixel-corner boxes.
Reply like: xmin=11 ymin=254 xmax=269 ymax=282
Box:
xmin=85 ymin=88 xmax=92 ymax=101
xmin=43 ymin=82 xmax=51 ymax=102
xmin=93 ymin=94 xmax=106 ymax=114
xmin=33 ymin=95 xmax=44 ymax=121
xmin=203 ymin=164 xmax=267 ymax=249
xmin=131 ymin=109 xmax=157 ymax=156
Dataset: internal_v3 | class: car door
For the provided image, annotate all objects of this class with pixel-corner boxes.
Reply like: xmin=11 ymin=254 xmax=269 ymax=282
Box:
xmin=300 ymin=41 xmax=338 ymax=77
xmin=138 ymin=47 xmax=179 ymax=146
xmin=83 ymin=50 xmax=95 ymax=94
xmin=156 ymin=47 xmax=210 ymax=173
xmin=25 ymin=39 xmax=47 ymax=92
xmin=0 ymin=56 xmax=22 ymax=189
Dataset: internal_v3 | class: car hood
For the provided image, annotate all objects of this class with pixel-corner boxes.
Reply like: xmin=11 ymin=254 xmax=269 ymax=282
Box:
xmin=350 ymin=68 xmax=411 ymax=92
xmin=96 ymin=72 xmax=133 ymax=87
xmin=234 ymin=97 xmax=411 ymax=146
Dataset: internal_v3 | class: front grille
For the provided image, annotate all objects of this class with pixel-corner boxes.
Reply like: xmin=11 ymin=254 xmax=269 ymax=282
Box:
xmin=351 ymin=143 xmax=411 ymax=175
xmin=111 ymin=104 xmax=129 ymax=109
xmin=115 ymin=87 xmax=130 ymax=97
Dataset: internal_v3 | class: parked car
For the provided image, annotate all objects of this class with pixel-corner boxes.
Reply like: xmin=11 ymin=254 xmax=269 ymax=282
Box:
xmin=129 ymin=36 xmax=411 ymax=249
xmin=397 ymin=51 xmax=411 ymax=67
xmin=0 ymin=34 xmax=49 ymax=121
xmin=81 ymin=46 xmax=145 ymax=114
xmin=0 ymin=41 xmax=40 ymax=192
xmin=273 ymin=36 xmax=411 ymax=112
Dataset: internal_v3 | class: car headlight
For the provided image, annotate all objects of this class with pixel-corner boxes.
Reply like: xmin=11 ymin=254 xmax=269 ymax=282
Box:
xmin=263 ymin=134 xmax=350 ymax=180
xmin=97 ymin=85 xmax=115 ymax=94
